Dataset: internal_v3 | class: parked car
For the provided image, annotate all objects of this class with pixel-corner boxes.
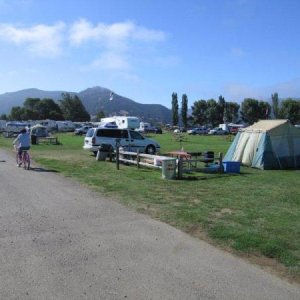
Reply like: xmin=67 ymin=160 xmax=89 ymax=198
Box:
xmin=74 ymin=125 xmax=92 ymax=135
xmin=83 ymin=128 xmax=161 ymax=155
xmin=145 ymin=127 xmax=162 ymax=134
xmin=187 ymin=127 xmax=208 ymax=135
xmin=229 ymin=127 xmax=239 ymax=135
xmin=208 ymin=127 xmax=228 ymax=135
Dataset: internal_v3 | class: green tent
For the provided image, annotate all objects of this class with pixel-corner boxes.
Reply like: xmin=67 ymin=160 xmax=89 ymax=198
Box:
xmin=30 ymin=124 xmax=48 ymax=137
xmin=223 ymin=119 xmax=300 ymax=169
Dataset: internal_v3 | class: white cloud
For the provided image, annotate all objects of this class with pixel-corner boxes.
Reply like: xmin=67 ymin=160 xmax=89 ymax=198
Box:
xmin=0 ymin=18 xmax=169 ymax=75
xmin=69 ymin=19 xmax=168 ymax=73
xmin=0 ymin=22 xmax=65 ymax=57
xmin=69 ymin=19 xmax=166 ymax=48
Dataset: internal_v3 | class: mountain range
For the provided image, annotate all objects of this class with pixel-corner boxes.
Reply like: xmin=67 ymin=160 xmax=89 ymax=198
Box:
xmin=0 ymin=86 xmax=172 ymax=123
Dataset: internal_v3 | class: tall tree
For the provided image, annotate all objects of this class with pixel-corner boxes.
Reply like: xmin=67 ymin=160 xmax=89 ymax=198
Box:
xmin=24 ymin=98 xmax=40 ymax=111
xmin=181 ymin=94 xmax=188 ymax=129
xmin=0 ymin=114 xmax=7 ymax=120
xmin=240 ymin=98 xmax=260 ymax=124
xmin=191 ymin=100 xmax=207 ymax=125
xmin=217 ymin=95 xmax=226 ymax=124
xmin=224 ymin=102 xmax=240 ymax=123
xmin=271 ymin=92 xmax=279 ymax=119
xmin=59 ymin=93 xmax=90 ymax=122
xmin=240 ymin=98 xmax=271 ymax=124
xmin=23 ymin=98 xmax=41 ymax=120
xmin=258 ymin=101 xmax=271 ymax=120
xmin=9 ymin=106 xmax=25 ymax=121
xmin=37 ymin=98 xmax=64 ymax=120
xmin=206 ymin=99 xmax=219 ymax=127
xmin=278 ymin=98 xmax=300 ymax=124
xmin=171 ymin=92 xmax=179 ymax=126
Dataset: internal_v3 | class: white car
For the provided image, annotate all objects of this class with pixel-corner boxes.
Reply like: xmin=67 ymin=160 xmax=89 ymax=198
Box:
xmin=83 ymin=128 xmax=161 ymax=155
xmin=74 ymin=125 xmax=92 ymax=135
xmin=208 ymin=127 xmax=228 ymax=135
xmin=187 ymin=127 xmax=208 ymax=135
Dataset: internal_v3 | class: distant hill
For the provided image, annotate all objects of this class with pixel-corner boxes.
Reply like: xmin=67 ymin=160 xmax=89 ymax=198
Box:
xmin=0 ymin=88 xmax=67 ymax=114
xmin=0 ymin=87 xmax=172 ymax=123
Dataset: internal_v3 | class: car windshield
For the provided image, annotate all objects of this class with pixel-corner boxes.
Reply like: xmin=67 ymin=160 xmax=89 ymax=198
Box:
xmin=86 ymin=128 xmax=95 ymax=137
xmin=130 ymin=130 xmax=144 ymax=140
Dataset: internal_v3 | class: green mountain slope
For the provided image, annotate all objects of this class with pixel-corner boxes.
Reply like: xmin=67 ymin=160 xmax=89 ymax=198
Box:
xmin=0 ymin=86 xmax=171 ymax=123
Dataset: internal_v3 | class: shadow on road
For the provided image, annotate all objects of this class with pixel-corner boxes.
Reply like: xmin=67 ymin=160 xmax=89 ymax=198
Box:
xmin=29 ymin=167 xmax=59 ymax=173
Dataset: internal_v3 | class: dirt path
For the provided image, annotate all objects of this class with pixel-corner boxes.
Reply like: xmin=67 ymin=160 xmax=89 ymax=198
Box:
xmin=0 ymin=149 xmax=299 ymax=299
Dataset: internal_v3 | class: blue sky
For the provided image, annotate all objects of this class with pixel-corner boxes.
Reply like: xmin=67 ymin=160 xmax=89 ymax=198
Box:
xmin=0 ymin=0 xmax=299 ymax=108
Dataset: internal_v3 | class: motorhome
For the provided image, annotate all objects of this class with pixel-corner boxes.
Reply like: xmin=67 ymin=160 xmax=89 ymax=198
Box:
xmin=100 ymin=116 xmax=140 ymax=130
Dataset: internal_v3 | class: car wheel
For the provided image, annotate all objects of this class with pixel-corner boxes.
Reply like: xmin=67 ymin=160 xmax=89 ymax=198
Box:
xmin=145 ymin=145 xmax=156 ymax=155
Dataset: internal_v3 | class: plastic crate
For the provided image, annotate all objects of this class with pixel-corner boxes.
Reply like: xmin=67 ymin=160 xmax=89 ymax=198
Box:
xmin=222 ymin=161 xmax=240 ymax=173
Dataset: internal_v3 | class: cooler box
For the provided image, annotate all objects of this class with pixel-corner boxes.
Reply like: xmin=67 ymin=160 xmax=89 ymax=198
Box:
xmin=222 ymin=161 xmax=240 ymax=173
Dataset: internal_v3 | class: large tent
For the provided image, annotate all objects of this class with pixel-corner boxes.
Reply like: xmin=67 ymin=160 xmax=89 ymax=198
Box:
xmin=223 ymin=119 xmax=300 ymax=169
xmin=30 ymin=124 xmax=48 ymax=137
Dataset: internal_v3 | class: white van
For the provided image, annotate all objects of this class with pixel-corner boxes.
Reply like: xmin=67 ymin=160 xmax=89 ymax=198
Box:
xmin=83 ymin=128 xmax=160 ymax=155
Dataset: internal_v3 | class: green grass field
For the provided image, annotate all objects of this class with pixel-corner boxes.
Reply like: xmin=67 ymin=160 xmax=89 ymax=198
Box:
xmin=1 ymin=132 xmax=299 ymax=281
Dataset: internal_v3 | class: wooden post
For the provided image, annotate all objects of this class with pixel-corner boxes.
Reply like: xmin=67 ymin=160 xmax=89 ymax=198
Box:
xmin=177 ymin=157 xmax=183 ymax=179
xmin=218 ymin=152 xmax=224 ymax=173
xmin=108 ymin=147 xmax=112 ymax=162
xmin=116 ymin=146 xmax=120 ymax=170
xmin=137 ymin=150 xmax=140 ymax=169
xmin=115 ymin=139 xmax=121 ymax=170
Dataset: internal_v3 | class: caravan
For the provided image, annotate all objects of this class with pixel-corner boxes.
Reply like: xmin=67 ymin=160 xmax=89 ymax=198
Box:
xmin=136 ymin=122 xmax=151 ymax=132
xmin=0 ymin=120 xmax=6 ymax=132
xmin=4 ymin=121 xmax=30 ymax=135
xmin=37 ymin=120 xmax=57 ymax=132
xmin=56 ymin=121 xmax=76 ymax=132
xmin=100 ymin=116 xmax=140 ymax=130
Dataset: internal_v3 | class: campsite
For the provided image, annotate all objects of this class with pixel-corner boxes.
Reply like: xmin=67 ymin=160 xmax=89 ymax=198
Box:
xmin=0 ymin=130 xmax=299 ymax=282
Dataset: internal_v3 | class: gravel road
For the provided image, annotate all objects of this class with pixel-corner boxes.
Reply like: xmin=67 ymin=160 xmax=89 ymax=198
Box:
xmin=0 ymin=149 xmax=299 ymax=299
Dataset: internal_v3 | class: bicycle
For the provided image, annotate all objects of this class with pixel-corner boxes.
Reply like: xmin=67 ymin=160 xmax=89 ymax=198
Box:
xmin=15 ymin=146 xmax=31 ymax=170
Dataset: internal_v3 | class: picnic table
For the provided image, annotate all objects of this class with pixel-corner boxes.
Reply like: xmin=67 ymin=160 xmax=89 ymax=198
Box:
xmin=166 ymin=151 xmax=191 ymax=160
xmin=37 ymin=136 xmax=59 ymax=145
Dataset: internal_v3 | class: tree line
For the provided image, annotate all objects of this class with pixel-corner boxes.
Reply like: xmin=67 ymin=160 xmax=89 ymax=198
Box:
xmin=171 ymin=92 xmax=300 ymax=127
xmin=0 ymin=93 xmax=90 ymax=122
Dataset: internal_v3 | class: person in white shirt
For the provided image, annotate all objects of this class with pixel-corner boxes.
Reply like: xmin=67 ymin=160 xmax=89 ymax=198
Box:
xmin=13 ymin=128 xmax=31 ymax=162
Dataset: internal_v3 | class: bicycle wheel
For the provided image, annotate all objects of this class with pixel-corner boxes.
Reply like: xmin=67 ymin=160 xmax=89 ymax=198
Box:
xmin=23 ymin=152 xmax=30 ymax=170
xmin=16 ymin=152 xmax=22 ymax=167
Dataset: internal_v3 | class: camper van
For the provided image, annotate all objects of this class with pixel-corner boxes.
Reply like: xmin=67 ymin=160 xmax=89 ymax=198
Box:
xmin=100 ymin=116 xmax=140 ymax=130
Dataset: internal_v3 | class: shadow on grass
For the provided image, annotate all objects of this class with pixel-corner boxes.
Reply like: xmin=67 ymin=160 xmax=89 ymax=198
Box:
xmin=179 ymin=171 xmax=251 ymax=181
xmin=30 ymin=167 xmax=59 ymax=173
